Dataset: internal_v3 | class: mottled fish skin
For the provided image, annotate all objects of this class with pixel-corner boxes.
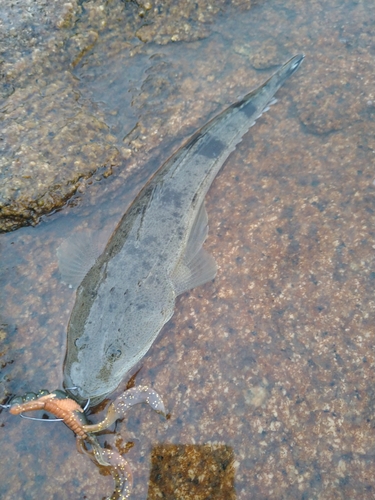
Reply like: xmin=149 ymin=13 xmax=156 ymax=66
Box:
xmin=63 ymin=54 xmax=304 ymax=405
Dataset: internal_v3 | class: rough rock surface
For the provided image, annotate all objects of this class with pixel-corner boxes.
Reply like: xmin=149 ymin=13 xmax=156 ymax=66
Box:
xmin=0 ymin=0 xmax=251 ymax=232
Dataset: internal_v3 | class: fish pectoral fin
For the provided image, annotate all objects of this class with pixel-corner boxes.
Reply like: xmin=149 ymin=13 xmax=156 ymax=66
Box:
xmin=171 ymin=247 xmax=217 ymax=296
xmin=184 ymin=202 xmax=209 ymax=262
xmin=57 ymin=230 xmax=104 ymax=288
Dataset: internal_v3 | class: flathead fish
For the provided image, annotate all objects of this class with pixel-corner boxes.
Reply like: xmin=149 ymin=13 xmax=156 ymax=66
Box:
xmin=61 ymin=54 xmax=304 ymax=405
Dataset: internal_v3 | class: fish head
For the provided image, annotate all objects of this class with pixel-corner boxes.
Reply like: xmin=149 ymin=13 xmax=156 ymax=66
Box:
xmin=63 ymin=270 xmax=176 ymax=406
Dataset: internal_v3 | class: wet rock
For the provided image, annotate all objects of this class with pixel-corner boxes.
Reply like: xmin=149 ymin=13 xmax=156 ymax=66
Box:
xmin=236 ymin=40 xmax=286 ymax=70
xmin=0 ymin=69 xmax=120 ymax=232
xmin=148 ymin=444 xmax=236 ymax=499
xmin=0 ymin=0 xmax=252 ymax=232
xmin=297 ymin=65 xmax=366 ymax=135
xmin=0 ymin=0 xmax=117 ymax=232
xmin=136 ymin=0 xmax=225 ymax=44
xmin=68 ymin=31 xmax=99 ymax=68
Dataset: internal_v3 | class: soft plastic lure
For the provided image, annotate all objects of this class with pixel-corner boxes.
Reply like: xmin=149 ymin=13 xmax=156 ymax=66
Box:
xmin=5 ymin=386 xmax=165 ymax=499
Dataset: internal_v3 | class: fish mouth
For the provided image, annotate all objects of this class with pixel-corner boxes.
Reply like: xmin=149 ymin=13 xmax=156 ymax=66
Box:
xmin=65 ymin=387 xmax=107 ymax=407
xmin=63 ymin=379 xmax=109 ymax=407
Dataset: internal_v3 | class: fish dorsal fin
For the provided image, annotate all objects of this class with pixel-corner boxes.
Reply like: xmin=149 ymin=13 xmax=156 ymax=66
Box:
xmin=171 ymin=202 xmax=217 ymax=295
xmin=57 ymin=230 xmax=103 ymax=288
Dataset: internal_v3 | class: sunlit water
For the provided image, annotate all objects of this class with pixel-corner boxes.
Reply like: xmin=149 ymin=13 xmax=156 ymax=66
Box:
xmin=1 ymin=0 xmax=375 ymax=498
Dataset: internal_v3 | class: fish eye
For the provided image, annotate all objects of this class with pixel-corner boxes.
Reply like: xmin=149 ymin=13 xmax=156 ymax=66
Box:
xmin=106 ymin=343 xmax=122 ymax=361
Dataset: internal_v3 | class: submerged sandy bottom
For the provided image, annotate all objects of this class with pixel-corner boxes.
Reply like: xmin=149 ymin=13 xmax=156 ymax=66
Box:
xmin=1 ymin=0 xmax=375 ymax=498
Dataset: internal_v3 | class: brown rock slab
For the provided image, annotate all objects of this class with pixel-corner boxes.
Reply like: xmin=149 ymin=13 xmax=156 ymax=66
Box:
xmin=0 ymin=0 xmax=252 ymax=233
xmin=147 ymin=444 xmax=236 ymax=499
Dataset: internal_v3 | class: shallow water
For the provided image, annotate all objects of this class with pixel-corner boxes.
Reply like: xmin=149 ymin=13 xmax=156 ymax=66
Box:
xmin=1 ymin=0 xmax=375 ymax=498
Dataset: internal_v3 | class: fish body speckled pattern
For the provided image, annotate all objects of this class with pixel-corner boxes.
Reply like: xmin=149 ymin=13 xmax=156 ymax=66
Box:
xmin=63 ymin=54 xmax=304 ymax=406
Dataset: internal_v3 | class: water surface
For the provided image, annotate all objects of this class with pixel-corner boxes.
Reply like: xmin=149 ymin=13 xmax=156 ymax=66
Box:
xmin=1 ymin=0 xmax=375 ymax=498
